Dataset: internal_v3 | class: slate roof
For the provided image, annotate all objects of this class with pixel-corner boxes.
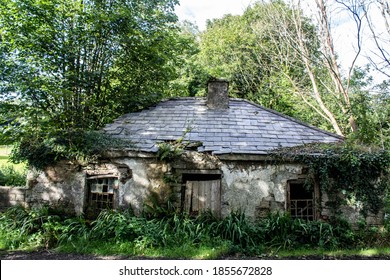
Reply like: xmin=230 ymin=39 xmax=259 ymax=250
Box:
xmin=103 ymin=98 xmax=342 ymax=155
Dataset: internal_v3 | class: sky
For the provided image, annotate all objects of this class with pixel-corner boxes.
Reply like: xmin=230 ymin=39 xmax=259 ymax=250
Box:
xmin=174 ymin=0 xmax=355 ymax=62
xmin=175 ymin=0 xmax=255 ymax=30
xmin=174 ymin=0 xmax=388 ymax=83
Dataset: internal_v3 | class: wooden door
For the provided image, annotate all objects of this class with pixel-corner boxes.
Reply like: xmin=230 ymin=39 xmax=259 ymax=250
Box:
xmin=184 ymin=180 xmax=221 ymax=217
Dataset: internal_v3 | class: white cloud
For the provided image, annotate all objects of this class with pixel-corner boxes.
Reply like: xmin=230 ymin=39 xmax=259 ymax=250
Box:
xmin=175 ymin=0 xmax=254 ymax=30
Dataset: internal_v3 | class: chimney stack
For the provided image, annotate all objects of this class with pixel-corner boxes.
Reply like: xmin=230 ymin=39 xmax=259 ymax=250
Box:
xmin=207 ymin=79 xmax=229 ymax=109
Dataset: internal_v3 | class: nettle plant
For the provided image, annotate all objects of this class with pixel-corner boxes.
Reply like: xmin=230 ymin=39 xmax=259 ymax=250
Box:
xmin=271 ymin=143 xmax=390 ymax=217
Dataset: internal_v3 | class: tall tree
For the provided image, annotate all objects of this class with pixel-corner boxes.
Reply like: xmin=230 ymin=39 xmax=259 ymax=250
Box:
xmin=364 ymin=0 xmax=390 ymax=78
xmin=0 ymin=0 xmax=180 ymax=144
xmin=168 ymin=20 xmax=209 ymax=97
xmin=197 ymin=1 xmax=336 ymax=131
xmin=197 ymin=0 xmax=389 ymax=137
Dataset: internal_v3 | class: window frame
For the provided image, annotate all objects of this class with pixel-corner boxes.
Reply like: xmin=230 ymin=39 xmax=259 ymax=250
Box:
xmin=85 ymin=175 xmax=119 ymax=216
xmin=286 ymin=179 xmax=319 ymax=221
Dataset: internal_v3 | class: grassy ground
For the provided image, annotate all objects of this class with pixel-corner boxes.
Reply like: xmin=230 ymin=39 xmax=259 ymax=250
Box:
xmin=0 ymin=206 xmax=389 ymax=260
xmin=0 ymin=145 xmax=27 ymax=186
xmin=1 ymin=245 xmax=390 ymax=260
xmin=0 ymin=146 xmax=11 ymax=163
xmin=0 ymin=145 xmax=26 ymax=171
xmin=53 ymin=241 xmax=390 ymax=260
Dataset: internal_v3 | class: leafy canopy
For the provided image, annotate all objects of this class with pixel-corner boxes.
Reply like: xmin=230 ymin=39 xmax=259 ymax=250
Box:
xmin=0 ymin=0 xmax=182 ymax=166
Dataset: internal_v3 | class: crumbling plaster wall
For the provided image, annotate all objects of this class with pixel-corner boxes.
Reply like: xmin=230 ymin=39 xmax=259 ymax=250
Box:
xmin=220 ymin=161 xmax=303 ymax=218
xmin=24 ymin=156 xmax=170 ymax=215
xmin=19 ymin=151 xmax=384 ymax=225
xmin=172 ymin=152 xmax=305 ymax=219
xmin=320 ymin=192 xmax=384 ymax=226
xmin=112 ymin=157 xmax=170 ymax=214
xmin=26 ymin=163 xmax=85 ymax=214
xmin=21 ymin=153 xmax=311 ymax=219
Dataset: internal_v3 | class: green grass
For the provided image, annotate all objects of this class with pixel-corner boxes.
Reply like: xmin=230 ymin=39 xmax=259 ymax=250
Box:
xmin=0 ymin=146 xmax=27 ymax=186
xmin=0 ymin=146 xmax=12 ymax=156
xmin=1 ymin=207 xmax=389 ymax=259
xmin=6 ymin=235 xmax=390 ymax=259
xmin=0 ymin=146 xmax=12 ymax=166
xmin=0 ymin=146 xmax=26 ymax=171
xmin=0 ymin=146 xmax=26 ymax=172
xmin=56 ymin=239 xmax=232 ymax=259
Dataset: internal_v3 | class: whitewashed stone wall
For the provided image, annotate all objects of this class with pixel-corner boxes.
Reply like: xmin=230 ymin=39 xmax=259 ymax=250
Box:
xmin=0 ymin=151 xmax=383 ymax=225
xmin=220 ymin=163 xmax=303 ymax=218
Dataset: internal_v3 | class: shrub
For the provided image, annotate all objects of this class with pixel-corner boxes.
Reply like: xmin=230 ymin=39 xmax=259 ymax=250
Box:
xmin=89 ymin=209 xmax=141 ymax=241
xmin=0 ymin=206 xmax=59 ymax=249
xmin=11 ymin=130 xmax=132 ymax=170
xmin=0 ymin=164 xmax=26 ymax=186
xmin=210 ymin=211 xmax=259 ymax=249
xmin=258 ymin=212 xmax=355 ymax=250
xmin=1 ymin=206 xmax=388 ymax=256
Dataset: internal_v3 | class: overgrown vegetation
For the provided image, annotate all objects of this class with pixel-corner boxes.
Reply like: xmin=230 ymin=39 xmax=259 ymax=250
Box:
xmin=156 ymin=125 xmax=201 ymax=161
xmin=0 ymin=0 xmax=181 ymax=167
xmin=1 ymin=206 xmax=389 ymax=258
xmin=0 ymin=146 xmax=27 ymax=186
xmin=0 ymin=164 xmax=26 ymax=186
xmin=272 ymin=143 xmax=390 ymax=217
xmin=10 ymin=130 xmax=132 ymax=170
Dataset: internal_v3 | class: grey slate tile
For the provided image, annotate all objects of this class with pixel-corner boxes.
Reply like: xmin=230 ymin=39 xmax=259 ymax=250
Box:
xmin=103 ymin=98 xmax=342 ymax=155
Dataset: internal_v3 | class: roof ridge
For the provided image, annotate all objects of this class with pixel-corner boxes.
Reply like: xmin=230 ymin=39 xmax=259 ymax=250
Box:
xmin=230 ymin=98 xmax=344 ymax=140
xmin=161 ymin=96 xmax=202 ymax=101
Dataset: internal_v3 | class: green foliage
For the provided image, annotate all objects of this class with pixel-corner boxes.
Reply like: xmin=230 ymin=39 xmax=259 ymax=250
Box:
xmin=3 ymin=206 xmax=388 ymax=257
xmin=168 ymin=20 xmax=210 ymax=97
xmin=56 ymin=217 xmax=90 ymax=245
xmin=349 ymin=67 xmax=390 ymax=148
xmin=210 ymin=211 xmax=259 ymax=250
xmin=258 ymin=212 xmax=355 ymax=250
xmin=0 ymin=0 xmax=184 ymax=157
xmin=156 ymin=142 xmax=184 ymax=161
xmin=272 ymin=143 xmax=390 ymax=216
xmin=0 ymin=164 xmax=26 ymax=186
xmin=0 ymin=0 xmax=180 ymax=124
xmin=156 ymin=126 xmax=199 ymax=161
xmin=196 ymin=1 xmax=323 ymax=127
xmin=0 ymin=206 xmax=61 ymax=249
xmin=10 ymin=129 xmax=131 ymax=169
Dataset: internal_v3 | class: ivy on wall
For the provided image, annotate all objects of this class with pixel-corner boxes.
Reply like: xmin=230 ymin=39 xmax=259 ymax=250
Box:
xmin=271 ymin=143 xmax=390 ymax=216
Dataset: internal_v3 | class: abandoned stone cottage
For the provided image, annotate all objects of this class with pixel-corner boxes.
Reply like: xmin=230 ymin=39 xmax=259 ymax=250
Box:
xmin=4 ymin=80 xmax=383 ymax=224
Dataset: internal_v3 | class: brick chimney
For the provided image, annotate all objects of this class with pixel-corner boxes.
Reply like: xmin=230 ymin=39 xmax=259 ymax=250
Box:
xmin=207 ymin=79 xmax=229 ymax=109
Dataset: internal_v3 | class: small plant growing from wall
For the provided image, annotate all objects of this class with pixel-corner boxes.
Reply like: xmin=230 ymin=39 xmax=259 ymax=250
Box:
xmin=156 ymin=125 xmax=202 ymax=162
xmin=157 ymin=141 xmax=184 ymax=161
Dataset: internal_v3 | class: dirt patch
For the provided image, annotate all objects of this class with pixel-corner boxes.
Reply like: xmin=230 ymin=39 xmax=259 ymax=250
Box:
xmin=0 ymin=250 xmax=148 ymax=260
xmin=1 ymin=249 xmax=390 ymax=260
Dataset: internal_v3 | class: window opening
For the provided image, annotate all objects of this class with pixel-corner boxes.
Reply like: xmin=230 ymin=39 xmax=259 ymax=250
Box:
xmin=87 ymin=177 xmax=118 ymax=213
xmin=288 ymin=181 xmax=315 ymax=221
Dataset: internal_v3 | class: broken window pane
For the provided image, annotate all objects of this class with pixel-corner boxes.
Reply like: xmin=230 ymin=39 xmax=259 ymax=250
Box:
xmin=288 ymin=181 xmax=315 ymax=221
xmin=86 ymin=177 xmax=117 ymax=215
